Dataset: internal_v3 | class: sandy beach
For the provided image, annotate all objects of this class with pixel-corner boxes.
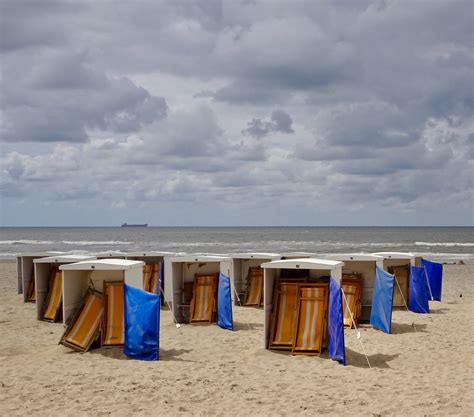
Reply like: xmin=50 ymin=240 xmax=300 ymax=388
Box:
xmin=0 ymin=261 xmax=473 ymax=416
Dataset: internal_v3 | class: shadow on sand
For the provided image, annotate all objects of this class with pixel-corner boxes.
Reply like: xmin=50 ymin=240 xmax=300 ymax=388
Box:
xmin=345 ymin=348 xmax=400 ymax=369
xmin=233 ymin=321 xmax=264 ymax=331
xmin=391 ymin=322 xmax=427 ymax=334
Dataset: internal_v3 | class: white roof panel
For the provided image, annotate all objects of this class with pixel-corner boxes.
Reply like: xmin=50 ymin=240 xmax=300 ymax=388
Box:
xmin=168 ymin=255 xmax=231 ymax=263
xmin=95 ymin=251 xmax=128 ymax=257
xmin=17 ymin=251 xmax=64 ymax=258
xmin=280 ymin=252 xmax=315 ymax=258
xmin=34 ymin=254 xmax=96 ymax=264
xmin=231 ymin=252 xmax=281 ymax=260
xmin=125 ymin=251 xmax=176 ymax=257
xmin=60 ymin=259 xmax=144 ymax=271
xmin=372 ymin=252 xmax=416 ymax=260
xmin=325 ymin=253 xmax=384 ymax=262
xmin=262 ymin=258 xmax=343 ymax=270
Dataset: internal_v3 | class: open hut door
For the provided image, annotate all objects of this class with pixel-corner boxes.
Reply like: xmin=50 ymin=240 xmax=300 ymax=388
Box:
xmin=217 ymin=273 xmax=233 ymax=330
xmin=124 ymin=284 xmax=160 ymax=361
xmin=421 ymin=259 xmax=443 ymax=301
xmin=388 ymin=265 xmax=409 ymax=307
xmin=190 ymin=273 xmax=218 ymax=324
xmin=269 ymin=281 xmax=300 ymax=350
xmin=408 ymin=266 xmax=430 ymax=314
xmin=370 ymin=267 xmax=395 ymax=333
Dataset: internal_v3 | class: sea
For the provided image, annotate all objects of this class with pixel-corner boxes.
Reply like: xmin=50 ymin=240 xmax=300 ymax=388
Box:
xmin=0 ymin=227 xmax=473 ymax=264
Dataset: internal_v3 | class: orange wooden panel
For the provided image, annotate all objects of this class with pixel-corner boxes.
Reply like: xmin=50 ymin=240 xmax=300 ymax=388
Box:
xmin=149 ymin=263 xmax=161 ymax=294
xmin=190 ymin=274 xmax=218 ymax=324
xmin=341 ymin=275 xmax=362 ymax=328
xmin=27 ymin=273 xmax=36 ymax=302
xmin=43 ymin=271 xmax=62 ymax=321
xmin=244 ymin=267 xmax=263 ymax=306
xmin=142 ymin=264 xmax=153 ymax=292
xmin=63 ymin=292 xmax=103 ymax=351
xmin=292 ymin=284 xmax=328 ymax=355
xmin=270 ymin=282 xmax=299 ymax=349
xmin=102 ymin=282 xmax=124 ymax=346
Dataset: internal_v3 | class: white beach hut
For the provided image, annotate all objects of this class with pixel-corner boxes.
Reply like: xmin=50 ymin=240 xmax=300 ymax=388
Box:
xmin=372 ymin=252 xmax=416 ymax=307
xmin=166 ymin=255 xmax=232 ymax=323
xmin=325 ymin=254 xmax=384 ymax=321
xmin=261 ymin=258 xmax=343 ymax=351
xmin=33 ymin=254 xmax=96 ymax=318
xmin=60 ymin=259 xmax=144 ymax=325
xmin=231 ymin=253 xmax=281 ymax=306
xmin=16 ymin=251 xmax=63 ymax=295
xmin=125 ymin=251 xmax=176 ymax=295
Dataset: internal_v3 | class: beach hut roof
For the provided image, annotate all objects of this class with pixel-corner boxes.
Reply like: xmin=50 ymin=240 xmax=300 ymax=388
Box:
xmin=60 ymin=259 xmax=144 ymax=271
xmin=231 ymin=252 xmax=281 ymax=260
xmin=125 ymin=251 xmax=176 ymax=257
xmin=17 ymin=251 xmax=64 ymax=258
xmin=325 ymin=253 xmax=384 ymax=262
xmin=34 ymin=254 xmax=96 ymax=264
xmin=261 ymin=258 xmax=343 ymax=270
xmin=280 ymin=251 xmax=315 ymax=257
xmin=168 ymin=255 xmax=231 ymax=263
xmin=95 ymin=251 xmax=128 ymax=257
xmin=372 ymin=252 xmax=416 ymax=260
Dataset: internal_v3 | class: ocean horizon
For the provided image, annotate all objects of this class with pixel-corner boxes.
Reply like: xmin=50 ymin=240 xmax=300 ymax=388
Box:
xmin=1 ymin=226 xmax=472 ymax=263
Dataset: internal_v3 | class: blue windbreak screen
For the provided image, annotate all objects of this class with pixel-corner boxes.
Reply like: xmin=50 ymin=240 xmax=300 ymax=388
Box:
xmin=328 ymin=277 xmax=345 ymax=365
xmin=124 ymin=284 xmax=160 ymax=361
xmin=217 ymin=273 xmax=233 ymax=330
xmin=370 ymin=266 xmax=395 ymax=334
xmin=421 ymin=259 xmax=443 ymax=301
xmin=408 ymin=266 xmax=430 ymax=314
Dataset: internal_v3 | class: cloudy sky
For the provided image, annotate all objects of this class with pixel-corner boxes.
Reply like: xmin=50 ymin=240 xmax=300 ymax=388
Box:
xmin=1 ymin=0 xmax=473 ymax=226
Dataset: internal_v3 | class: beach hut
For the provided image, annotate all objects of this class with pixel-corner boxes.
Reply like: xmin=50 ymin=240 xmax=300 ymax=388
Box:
xmin=372 ymin=252 xmax=416 ymax=307
xmin=261 ymin=258 xmax=344 ymax=360
xmin=125 ymin=251 xmax=175 ymax=295
xmin=16 ymin=251 xmax=63 ymax=296
xmin=33 ymin=254 xmax=96 ymax=320
xmin=166 ymin=255 xmax=233 ymax=326
xmin=60 ymin=259 xmax=144 ymax=325
xmin=325 ymin=254 xmax=384 ymax=323
xmin=231 ymin=253 xmax=281 ymax=307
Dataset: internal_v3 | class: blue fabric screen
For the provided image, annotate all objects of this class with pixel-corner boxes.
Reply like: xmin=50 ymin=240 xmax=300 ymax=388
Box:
xmin=421 ymin=259 xmax=443 ymax=301
xmin=408 ymin=266 xmax=430 ymax=314
xmin=328 ymin=277 xmax=346 ymax=365
xmin=159 ymin=261 xmax=165 ymax=305
xmin=124 ymin=284 xmax=160 ymax=361
xmin=217 ymin=273 xmax=233 ymax=330
xmin=370 ymin=266 xmax=395 ymax=334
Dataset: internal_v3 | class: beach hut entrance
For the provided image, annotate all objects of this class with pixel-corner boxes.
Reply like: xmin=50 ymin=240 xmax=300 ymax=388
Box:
xmin=269 ymin=272 xmax=329 ymax=355
xmin=341 ymin=273 xmax=362 ymax=328
xmin=388 ymin=265 xmax=409 ymax=307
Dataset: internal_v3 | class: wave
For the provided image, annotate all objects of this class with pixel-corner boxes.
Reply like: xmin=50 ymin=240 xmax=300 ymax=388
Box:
xmin=61 ymin=240 xmax=133 ymax=246
xmin=0 ymin=240 xmax=53 ymax=245
xmin=415 ymin=242 xmax=474 ymax=247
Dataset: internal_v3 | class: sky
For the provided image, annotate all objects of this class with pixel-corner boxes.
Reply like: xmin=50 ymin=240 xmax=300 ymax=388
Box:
xmin=0 ymin=0 xmax=473 ymax=226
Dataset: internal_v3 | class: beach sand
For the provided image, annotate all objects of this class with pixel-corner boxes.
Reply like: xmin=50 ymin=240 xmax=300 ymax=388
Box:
xmin=0 ymin=261 xmax=473 ymax=416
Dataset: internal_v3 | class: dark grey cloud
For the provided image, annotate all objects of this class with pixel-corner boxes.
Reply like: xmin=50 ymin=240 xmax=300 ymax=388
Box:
xmin=242 ymin=110 xmax=294 ymax=138
xmin=1 ymin=0 xmax=473 ymax=225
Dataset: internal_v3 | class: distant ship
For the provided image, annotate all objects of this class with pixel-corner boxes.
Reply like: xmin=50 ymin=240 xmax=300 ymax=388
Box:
xmin=121 ymin=223 xmax=148 ymax=227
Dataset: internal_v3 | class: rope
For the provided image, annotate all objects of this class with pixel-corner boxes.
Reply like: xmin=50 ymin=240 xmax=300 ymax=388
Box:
xmin=423 ymin=266 xmax=434 ymax=301
xmin=341 ymin=289 xmax=372 ymax=369
xmin=394 ymin=276 xmax=417 ymax=332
